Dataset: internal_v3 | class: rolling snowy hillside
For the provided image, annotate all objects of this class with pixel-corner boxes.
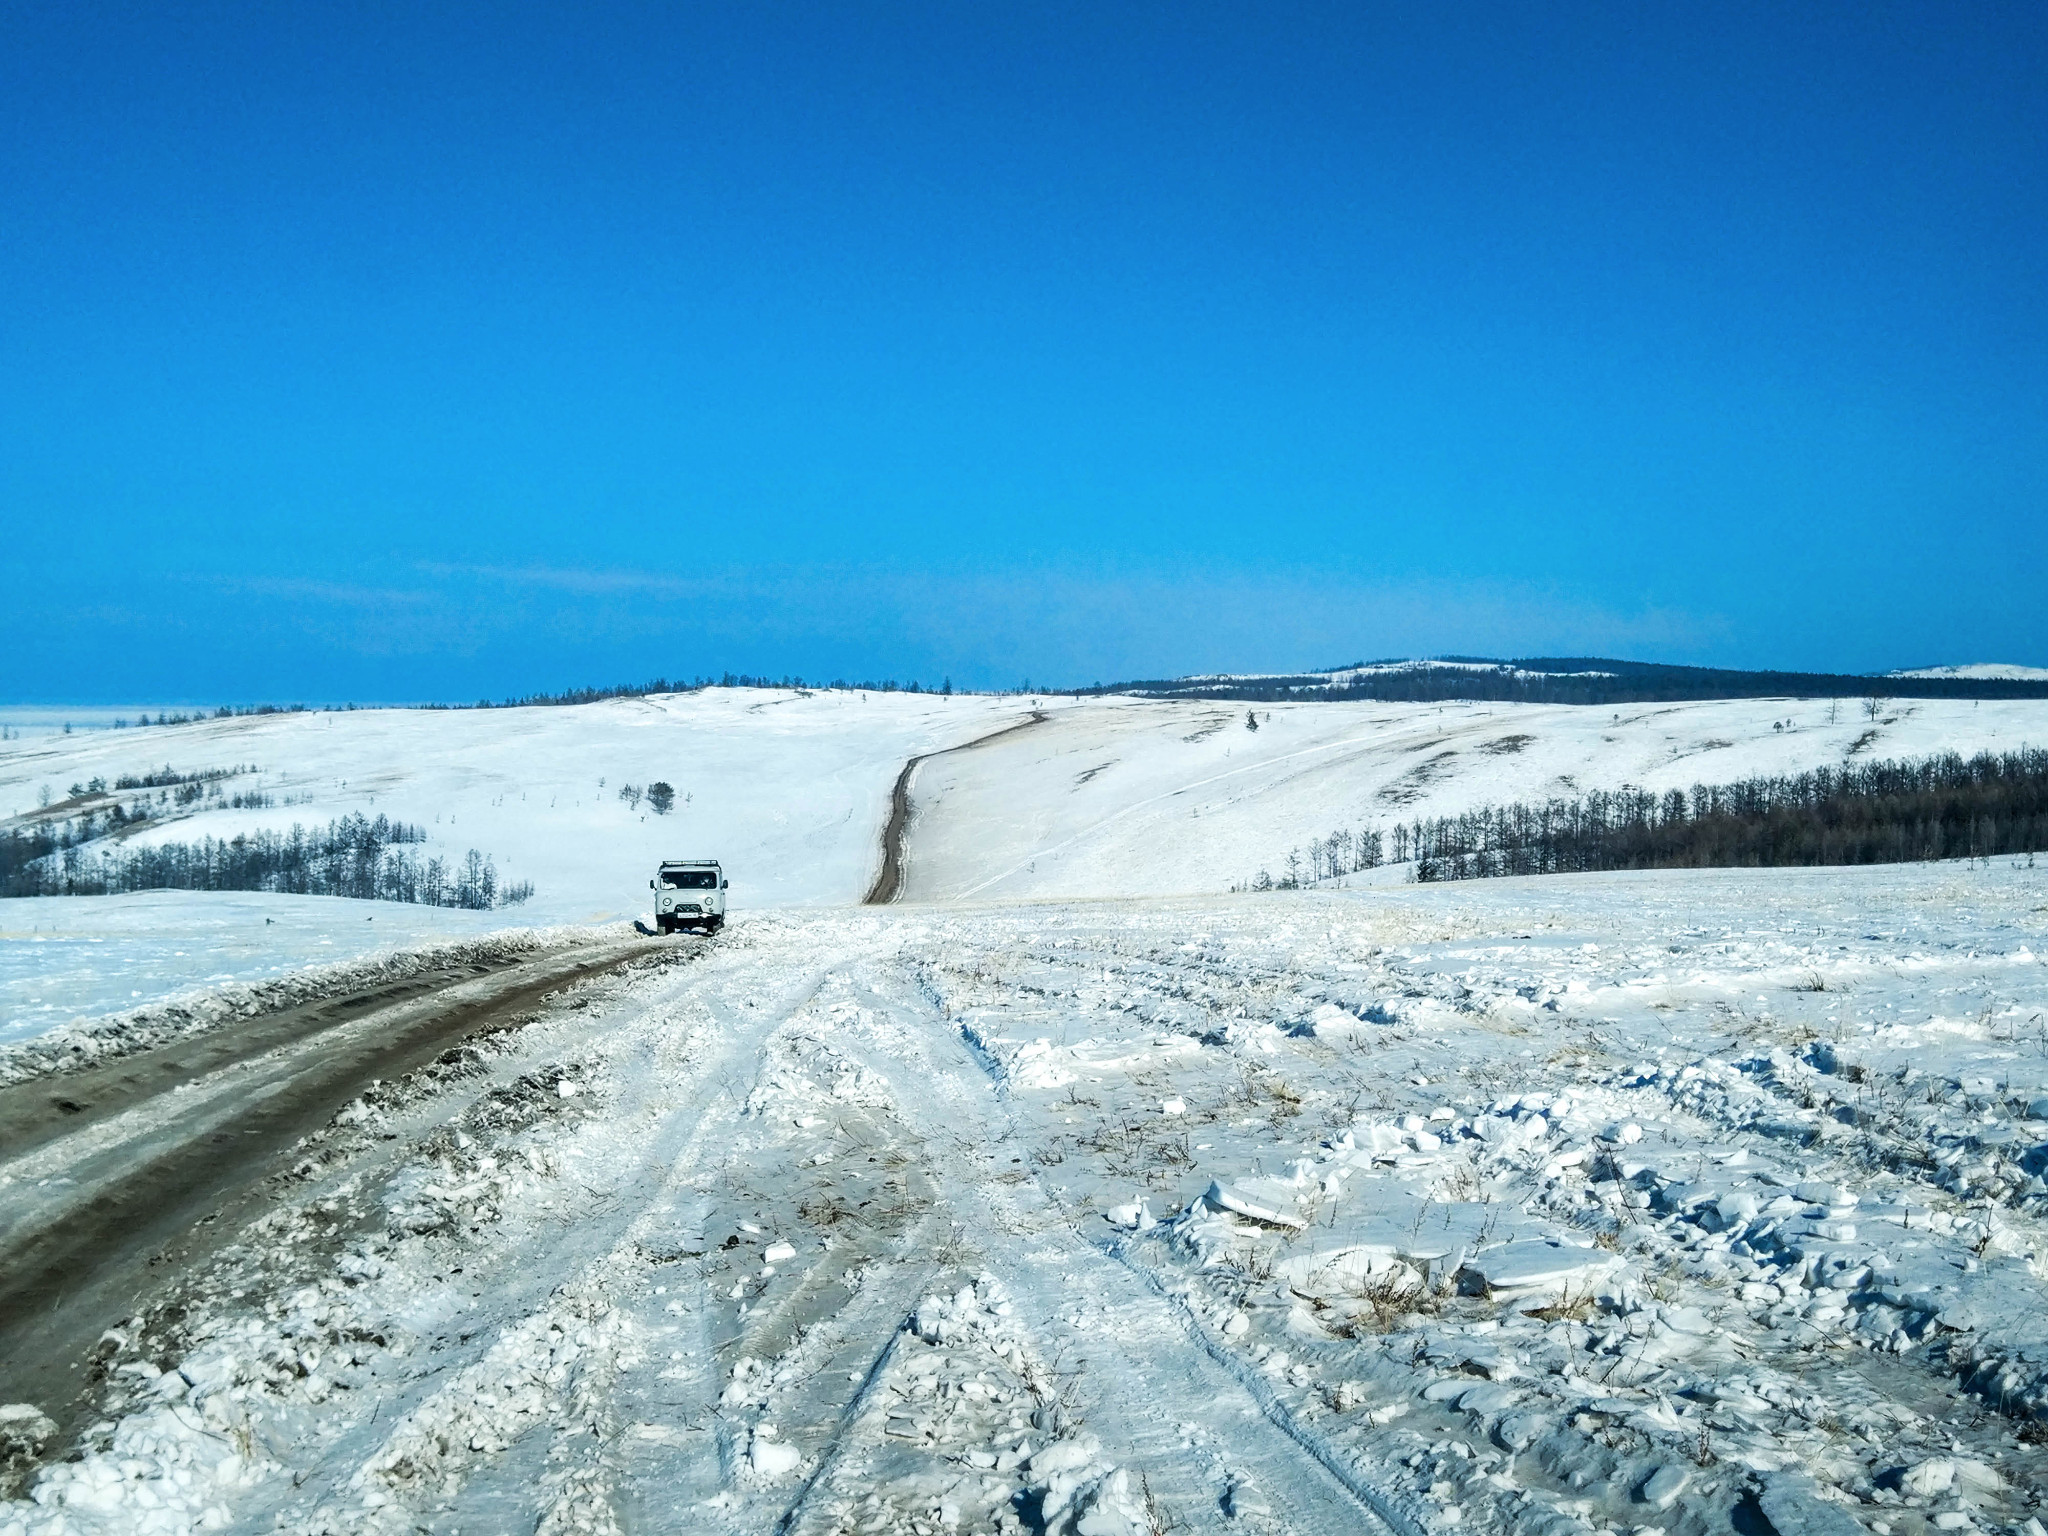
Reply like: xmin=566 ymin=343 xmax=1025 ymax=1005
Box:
xmin=896 ymin=694 xmax=2048 ymax=901
xmin=0 ymin=690 xmax=1031 ymax=922
xmin=0 ymin=691 xmax=1027 ymax=1035
xmin=4 ymin=688 xmax=2045 ymax=1039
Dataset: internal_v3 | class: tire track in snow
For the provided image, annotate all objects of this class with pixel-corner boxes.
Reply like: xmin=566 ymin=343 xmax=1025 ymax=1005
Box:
xmin=264 ymin=953 xmax=851 ymax=1533
xmin=1089 ymin=1230 xmax=1430 ymax=1536
xmin=770 ymin=1291 xmax=925 ymax=1535
xmin=829 ymin=963 xmax=1417 ymax=1534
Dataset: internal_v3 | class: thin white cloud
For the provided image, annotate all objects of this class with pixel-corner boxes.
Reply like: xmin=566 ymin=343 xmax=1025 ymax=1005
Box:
xmin=155 ymin=560 xmax=1732 ymax=685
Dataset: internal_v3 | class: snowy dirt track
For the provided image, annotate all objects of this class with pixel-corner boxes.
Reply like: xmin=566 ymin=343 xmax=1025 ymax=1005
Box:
xmin=0 ymin=930 xmax=670 ymax=1443
xmin=7 ymin=864 xmax=2048 ymax=1536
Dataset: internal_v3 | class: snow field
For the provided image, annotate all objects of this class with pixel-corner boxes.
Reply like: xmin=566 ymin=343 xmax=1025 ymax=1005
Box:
xmin=0 ymin=689 xmax=1034 ymax=925
xmin=0 ymin=892 xmax=540 ymax=1054
xmin=895 ymin=695 xmax=2048 ymax=901
xmin=8 ymin=860 xmax=2048 ymax=1535
xmin=5 ymin=690 xmax=2045 ymax=1045
xmin=0 ymin=689 xmax=1030 ymax=1039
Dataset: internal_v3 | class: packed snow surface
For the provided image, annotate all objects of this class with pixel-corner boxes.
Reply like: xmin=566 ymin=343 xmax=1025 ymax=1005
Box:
xmin=7 ymin=862 xmax=2048 ymax=1534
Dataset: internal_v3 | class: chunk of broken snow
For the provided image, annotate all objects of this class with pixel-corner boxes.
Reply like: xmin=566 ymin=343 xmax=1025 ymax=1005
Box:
xmin=749 ymin=1431 xmax=801 ymax=1478
xmin=1307 ymin=1002 xmax=1357 ymax=1036
xmin=1104 ymin=1200 xmax=1156 ymax=1231
xmin=1203 ymin=1178 xmax=1303 ymax=1228
xmin=557 ymin=1079 xmax=580 ymax=1099
xmin=1455 ymin=1382 xmax=1519 ymax=1415
xmin=1160 ymin=1097 xmax=1186 ymax=1115
xmin=1657 ymin=1304 xmax=1713 ymax=1335
xmin=1275 ymin=1245 xmax=1422 ymax=1298
xmin=1794 ymin=1180 xmax=1856 ymax=1208
xmin=1467 ymin=1238 xmax=1624 ymax=1297
xmin=762 ymin=1241 xmax=796 ymax=1264
xmin=0 ymin=1403 xmax=57 ymax=1458
xmin=336 ymin=1251 xmax=384 ymax=1283
xmin=1638 ymin=1465 xmax=1689 ymax=1511
xmin=1899 ymin=1458 xmax=1953 ymax=1496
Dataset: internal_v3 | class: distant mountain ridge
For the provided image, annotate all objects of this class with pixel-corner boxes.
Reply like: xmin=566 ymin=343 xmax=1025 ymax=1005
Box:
xmin=1085 ymin=656 xmax=2048 ymax=706
xmin=1889 ymin=662 xmax=2048 ymax=682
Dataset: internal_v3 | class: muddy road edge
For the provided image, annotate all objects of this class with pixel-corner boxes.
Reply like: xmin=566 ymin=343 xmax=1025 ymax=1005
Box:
xmin=0 ymin=930 xmax=681 ymax=1424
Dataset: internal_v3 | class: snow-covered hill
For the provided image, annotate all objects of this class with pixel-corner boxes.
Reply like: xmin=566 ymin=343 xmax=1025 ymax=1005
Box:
xmin=1890 ymin=662 xmax=2048 ymax=681
xmin=12 ymin=689 xmax=2042 ymax=919
xmin=5 ymin=688 xmax=2046 ymax=1037
xmin=0 ymin=691 xmax=1027 ymax=1034
xmin=897 ymin=694 xmax=2048 ymax=900
xmin=0 ymin=690 xmax=1030 ymax=922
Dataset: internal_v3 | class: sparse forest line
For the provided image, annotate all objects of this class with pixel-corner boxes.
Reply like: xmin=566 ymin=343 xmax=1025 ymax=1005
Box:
xmin=1106 ymin=657 xmax=2048 ymax=705
xmin=1396 ymin=747 xmax=2048 ymax=882
xmin=1 ymin=811 xmax=530 ymax=908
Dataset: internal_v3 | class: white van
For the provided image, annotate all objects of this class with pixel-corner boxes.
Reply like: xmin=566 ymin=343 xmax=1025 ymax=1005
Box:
xmin=651 ymin=859 xmax=727 ymax=934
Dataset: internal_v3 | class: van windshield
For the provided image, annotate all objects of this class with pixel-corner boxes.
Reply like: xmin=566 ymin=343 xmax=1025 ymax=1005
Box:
xmin=661 ymin=869 xmax=719 ymax=889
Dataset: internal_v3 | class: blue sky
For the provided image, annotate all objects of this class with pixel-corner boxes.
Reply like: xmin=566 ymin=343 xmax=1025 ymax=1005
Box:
xmin=3 ymin=2 xmax=2043 ymax=701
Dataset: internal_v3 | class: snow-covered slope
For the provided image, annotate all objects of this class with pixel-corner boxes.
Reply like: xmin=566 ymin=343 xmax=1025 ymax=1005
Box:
xmin=0 ymin=690 xmax=1031 ymax=922
xmin=7 ymin=689 xmax=2047 ymax=1038
xmin=0 ymin=690 xmax=1029 ymax=1035
xmin=12 ymin=691 xmax=2042 ymax=924
xmin=897 ymin=694 xmax=2048 ymax=900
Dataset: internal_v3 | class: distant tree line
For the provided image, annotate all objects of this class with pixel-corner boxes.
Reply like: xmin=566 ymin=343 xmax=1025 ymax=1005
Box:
xmin=1391 ymin=749 xmax=2048 ymax=883
xmin=2 ymin=812 xmax=531 ymax=908
xmin=86 ymin=706 xmax=308 ymax=732
xmin=54 ymin=764 xmax=264 ymax=809
xmin=106 ymin=763 xmax=257 ymax=791
xmin=1087 ymin=657 xmax=2048 ymax=706
xmin=56 ymin=655 xmax=2048 ymax=728
xmin=32 ymin=772 xmax=271 ymax=836
xmin=1237 ymin=826 xmax=1386 ymax=891
xmin=471 ymin=673 xmax=962 ymax=708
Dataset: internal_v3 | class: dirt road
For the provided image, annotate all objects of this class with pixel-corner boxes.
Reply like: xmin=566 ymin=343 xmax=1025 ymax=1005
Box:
xmin=863 ymin=712 xmax=1046 ymax=905
xmin=0 ymin=930 xmax=676 ymax=1432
